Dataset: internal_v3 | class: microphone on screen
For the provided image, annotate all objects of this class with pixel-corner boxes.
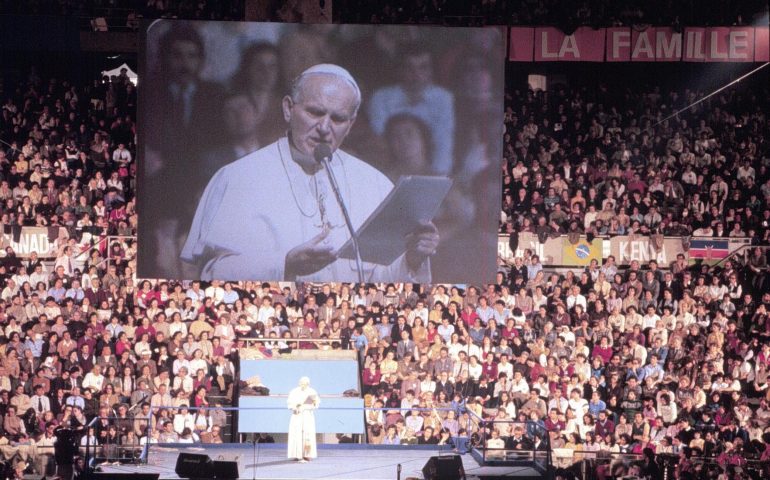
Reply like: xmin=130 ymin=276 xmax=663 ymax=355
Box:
xmin=313 ymin=143 xmax=333 ymax=164
xmin=313 ymin=144 xmax=364 ymax=283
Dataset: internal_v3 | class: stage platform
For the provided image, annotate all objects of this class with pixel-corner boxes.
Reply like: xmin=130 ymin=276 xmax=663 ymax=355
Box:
xmin=96 ymin=443 xmax=548 ymax=480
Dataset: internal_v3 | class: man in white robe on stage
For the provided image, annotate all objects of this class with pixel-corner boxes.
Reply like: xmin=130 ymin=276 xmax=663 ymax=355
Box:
xmin=181 ymin=64 xmax=439 ymax=282
xmin=287 ymin=376 xmax=320 ymax=462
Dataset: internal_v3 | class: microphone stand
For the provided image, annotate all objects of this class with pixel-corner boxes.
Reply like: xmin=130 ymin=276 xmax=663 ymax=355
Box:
xmin=301 ymin=406 xmax=304 ymax=461
xmin=317 ymin=150 xmax=365 ymax=284
xmin=252 ymin=435 xmax=258 ymax=480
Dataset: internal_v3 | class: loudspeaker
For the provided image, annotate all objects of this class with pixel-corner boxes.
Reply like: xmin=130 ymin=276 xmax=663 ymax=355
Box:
xmin=422 ymin=454 xmax=466 ymax=480
xmin=213 ymin=460 xmax=239 ymax=480
xmin=175 ymin=453 xmax=214 ymax=479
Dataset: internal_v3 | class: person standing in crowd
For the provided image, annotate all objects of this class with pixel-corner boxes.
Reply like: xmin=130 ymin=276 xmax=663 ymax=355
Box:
xmin=141 ymin=24 xmax=225 ymax=278
xmin=368 ymin=43 xmax=455 ymax=175
xmin=287 ymin=377 xmax=320 ymax=462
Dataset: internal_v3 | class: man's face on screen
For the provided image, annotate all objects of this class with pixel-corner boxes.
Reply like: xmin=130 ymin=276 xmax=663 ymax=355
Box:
xmin=167 ymin=40 xmax=202 ymax=84
xmin=386 ymin=117 xmax=429 ymax=174
xmin=224 ymin=94 xmax=262 ymax=138
xmin=283 ymin=74 xmax=357 ymax=157
xmin=403 ymin=53 xmax=432 ymax=91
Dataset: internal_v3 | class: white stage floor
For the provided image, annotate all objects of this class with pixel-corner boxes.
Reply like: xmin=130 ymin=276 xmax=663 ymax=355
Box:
xmin=95 ymin=443 xmax=546 ymax=479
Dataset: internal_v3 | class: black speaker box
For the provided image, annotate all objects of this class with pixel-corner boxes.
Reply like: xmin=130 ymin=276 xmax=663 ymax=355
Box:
xmin=91 ymin=474 xmax=160 ymax=480
xmin=175 ymin=452 xmax=214 ymax=479
xmin=213 ymin=460 xmax=239 ymax=480
xmin=422 ymin=454 xmax=466 ymax=480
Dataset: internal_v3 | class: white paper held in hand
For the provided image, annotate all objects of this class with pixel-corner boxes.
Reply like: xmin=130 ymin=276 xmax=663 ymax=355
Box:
xmin=335 ymin=175 xmax=453 ymax=265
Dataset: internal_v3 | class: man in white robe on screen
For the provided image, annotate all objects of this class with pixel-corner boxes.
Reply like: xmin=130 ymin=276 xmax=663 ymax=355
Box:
xmin=287 ymin=376 xmax=320 ymax=462
xmin=180 ymin=64 xmax=439 ymax=282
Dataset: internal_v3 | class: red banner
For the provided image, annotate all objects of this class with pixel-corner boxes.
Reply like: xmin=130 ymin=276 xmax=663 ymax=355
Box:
xmin=653 ymin=28 xmax=683 ymax=62
xmin=533 ymin=27 xmax=604 ymax=61
xmin=705 ymin=27 xmax=754 ymax=61
xmin=508 ymin=27 xmax=534 ymax=61
xmin=754 ymin=26 xmax=769 ymax=61
xmin=683 ymin=27 xmax=707 ymax=61
xmin=606 ymin=27 xmax=631 ymax=61
xmin=511 ymin=25 xmax=769 ymax=62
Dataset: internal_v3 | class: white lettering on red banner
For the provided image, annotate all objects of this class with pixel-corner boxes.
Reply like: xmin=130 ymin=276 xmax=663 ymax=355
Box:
xmin=512 ymin=26 xmax=768 ymax=62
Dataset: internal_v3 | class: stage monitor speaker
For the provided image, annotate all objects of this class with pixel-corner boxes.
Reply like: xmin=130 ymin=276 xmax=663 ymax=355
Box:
xmin=422 ymin=454 xmax=466 ymax=480
xmin=176 ymin=452 xmax=214 ymax=479
xmin=92 ymin=474 xmax=160 ymax=480
xmin=213 ymin=460 xmax=239 ymax=480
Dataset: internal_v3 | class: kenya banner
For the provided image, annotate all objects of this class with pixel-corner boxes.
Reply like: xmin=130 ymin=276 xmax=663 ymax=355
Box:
xmin=509 ymin=26 xmax=770 ymax=62
xmin=498 ymin=234 xmax=748 ymax=267
xmin=609 ymin=235 xmax=686 ymax=266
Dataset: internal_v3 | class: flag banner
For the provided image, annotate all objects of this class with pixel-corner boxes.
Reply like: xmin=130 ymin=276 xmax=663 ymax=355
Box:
xmin=689 ymin=239 xmax=730 ymax=259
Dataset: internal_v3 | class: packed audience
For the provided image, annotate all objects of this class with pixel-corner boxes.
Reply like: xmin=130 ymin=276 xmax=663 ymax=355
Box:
xmin=0 ymin=0 xmax=245 ymax=23
xmin=1 ymin=26 xmax=770 ymax=480
xmin=0 ymin=69 xmax=241 ymax=476
xmin=351 ymin=252 xmax=770 ymax=477
xmin=502 ymin=80 xmax=770 ymax=244
xmin=334 ymin=0 xmax=767 ymax=28
xmin=5 ymin=0 xmax=766 ymax=31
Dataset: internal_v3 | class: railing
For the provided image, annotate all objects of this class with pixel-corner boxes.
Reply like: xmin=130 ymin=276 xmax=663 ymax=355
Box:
xmin=577 ymin=451 xmax=769 ymax=480
xmin=83 ymin=415 xmax=147 ymax=470
xmin=84 ymin=404 xmax=770 ymax=480
xmin=151 ymin=405 xmax=234 ymax=441
xmin=208 ymin=405 xmax=486 ymax=453
xmin=88 ymin=404 xmax=442 ymax=462
xmin=359 ymin=405 xmax=475 ymax=447
xmin=105 ymin=235 xmax=136 ymax=270
xmin=72 ymin=234 xmax=109 ymax=268
xmin=711 ymin=243 xmax=770 ymax=270
xmin=70 ymin=234 xmax=136 ymax=273
xmin=82 ymin=404 xmax=532 ymax=471
xmin=240 ymin=337 xmax=342 ymax=346
xmin=0 ymin=442 xmax=56 ymax=477
xmin=467 ymin=408 xmax=551 ymax=473
xmin=566 ymin=451 xmax=645 ymax=480
xmin=83 ymin=408 xmax=234 ymax=471
xmin=83 ymin=404 xmax=770 ymax=479
xmin=238 ymin=338 xmax=357 ymax=361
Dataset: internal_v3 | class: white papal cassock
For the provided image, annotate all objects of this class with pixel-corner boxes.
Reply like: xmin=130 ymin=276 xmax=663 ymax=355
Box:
xmin=181 ymin=137 xmax=430 ymax=282
xmin=286 ymin=384 xmax=320 ymax=460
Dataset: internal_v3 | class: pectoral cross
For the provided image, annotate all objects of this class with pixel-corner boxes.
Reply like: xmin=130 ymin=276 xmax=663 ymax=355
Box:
xmin=315 ymin=187 xmax=333 ymax=232
xmin=313 ymin=178 xmax=343 ymax=233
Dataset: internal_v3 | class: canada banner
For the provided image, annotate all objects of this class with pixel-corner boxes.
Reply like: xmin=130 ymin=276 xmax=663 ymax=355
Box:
xmin=509 ymin=26 xmax=770 ymax=62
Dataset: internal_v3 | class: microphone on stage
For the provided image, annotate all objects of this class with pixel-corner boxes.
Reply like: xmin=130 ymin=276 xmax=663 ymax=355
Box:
xmin=314 ymin=143 xmax=365 ymax=283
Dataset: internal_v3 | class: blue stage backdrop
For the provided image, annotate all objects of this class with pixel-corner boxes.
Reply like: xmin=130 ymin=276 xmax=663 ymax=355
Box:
xmin=240 ymin=359 xmax=359 ymax=395
xmin=238 ymin=359 xmax=364 ymax=434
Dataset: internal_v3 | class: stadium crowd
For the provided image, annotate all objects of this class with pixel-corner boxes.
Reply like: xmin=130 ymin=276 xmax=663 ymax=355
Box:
xmin=0 ymin=0 xmax=244 ymax=23
xmin=334 ymin=0 xmax=767 ymax=28
xmin=501 ymin=80 xmax=770 ymax=244
xmin=0 ymin=22 xmax=770 ymax=480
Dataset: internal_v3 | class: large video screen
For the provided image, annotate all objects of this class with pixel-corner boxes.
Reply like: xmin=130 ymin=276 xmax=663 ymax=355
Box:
xmin=138 ymin=20 xmax=504 ymax=283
